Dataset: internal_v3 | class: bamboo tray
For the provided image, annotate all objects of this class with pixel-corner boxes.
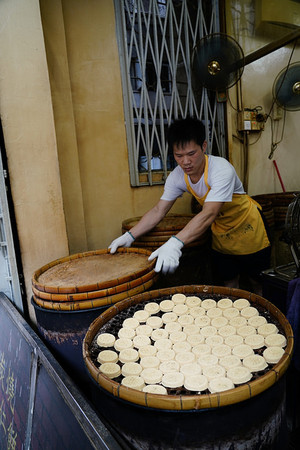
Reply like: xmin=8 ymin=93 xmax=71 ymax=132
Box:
xmin=130 ymin=237 xmax=208 ymax=249
xmin=32 ymin=274 xmax=158 ymax=311
xmin=122 ymin=214 xmax=210 ymax=251
xmin=122 ymin=214 xmax=197 ymax=233
xmin=32 ymin=269 xmax=157 ymax=303
xmin=83 ymin=285 xmax=293 ymax=411
xmin=32 ymin=248 xmax=155 ymax=295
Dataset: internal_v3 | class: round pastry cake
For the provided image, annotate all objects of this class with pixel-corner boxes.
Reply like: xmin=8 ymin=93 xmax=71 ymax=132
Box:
xmin=84 ymin=286 xmax=293 ymax=409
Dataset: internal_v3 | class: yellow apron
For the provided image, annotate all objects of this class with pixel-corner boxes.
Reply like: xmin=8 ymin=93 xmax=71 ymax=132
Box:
xmin=184 ymin=155 xmax=270 ymax=255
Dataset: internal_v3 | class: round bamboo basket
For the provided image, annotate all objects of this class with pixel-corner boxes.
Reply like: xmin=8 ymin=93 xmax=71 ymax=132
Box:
xmin=32 ymin=265 xmax=156 ymax=303
xmin=32 ymin=248 xmax=155 ymax=294
xmin=122 ymin=214 xmax=210 ymax=250
xmin=32 ymin=273 xmax=157 ymax=311
xmin=253 ymin=192 xmax=299 ymax=228
xmin=83 ymin=285 xmax=293 ymax=411
xmin=122 ymin=214 xmax=196 ymax=233
xmin=32 ymin=248 xmax=158 ymax=310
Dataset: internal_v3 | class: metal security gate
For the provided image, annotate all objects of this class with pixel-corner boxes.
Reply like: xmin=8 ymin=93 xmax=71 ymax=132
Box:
xmin=0 ymin=123 xmax=23 ymax=312
xmin=114 ymin=0 xmax=226 ymax=186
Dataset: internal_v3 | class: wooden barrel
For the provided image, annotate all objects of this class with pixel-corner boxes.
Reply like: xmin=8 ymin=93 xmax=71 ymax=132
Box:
xmin=122 ymin=214 xmax=210 ymax=250
xmin=83 ymin=285 xmax=293 ymax=449
xmin=31 ymin=248 xmax=158 ymax=382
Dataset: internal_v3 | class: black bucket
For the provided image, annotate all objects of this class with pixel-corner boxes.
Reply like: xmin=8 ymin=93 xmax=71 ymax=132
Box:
xmin=32 ymin=299 xmax=107 ymax=383
xmin=87 ymin=375 xmax=287 ymax=449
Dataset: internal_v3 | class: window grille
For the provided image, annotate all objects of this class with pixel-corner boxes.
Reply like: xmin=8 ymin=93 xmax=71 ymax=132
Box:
xmin=114 ymin=0 xmax=226 ymax=186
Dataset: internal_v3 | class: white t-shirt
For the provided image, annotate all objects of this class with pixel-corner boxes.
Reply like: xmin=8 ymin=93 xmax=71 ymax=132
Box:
xmin=160 ymin=155 xmax=245 ymax=203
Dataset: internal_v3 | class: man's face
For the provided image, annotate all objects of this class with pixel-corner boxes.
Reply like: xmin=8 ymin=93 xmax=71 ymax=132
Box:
xmin=173 ymin=140 xmax=207 ymax=183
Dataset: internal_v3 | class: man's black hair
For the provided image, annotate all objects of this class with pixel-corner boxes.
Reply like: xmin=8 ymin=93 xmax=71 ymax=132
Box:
xmin=167 ymin=117 xmax=206 ymax=150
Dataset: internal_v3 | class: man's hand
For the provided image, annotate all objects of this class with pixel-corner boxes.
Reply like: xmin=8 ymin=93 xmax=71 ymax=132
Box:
xmin=108 ymin=231 xmax=135 ymax=254
xmin=148 ymin=236 xmax=184 ymax=274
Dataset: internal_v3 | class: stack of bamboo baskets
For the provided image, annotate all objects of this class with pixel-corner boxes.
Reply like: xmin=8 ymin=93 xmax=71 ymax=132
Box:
xmin=31 ymin=248 xmax=158 ymax=311
xmin=122 ymin=214 xmax=210 ymax=251
xmin=253 ymin=192 xmax=299 ymax=229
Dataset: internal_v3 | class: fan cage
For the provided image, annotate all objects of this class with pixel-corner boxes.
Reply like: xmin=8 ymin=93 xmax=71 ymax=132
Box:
xmin=273 ymin=62 xmax=300 ymax=112
xmin=192 ymin=32 xmax=245 ymax=91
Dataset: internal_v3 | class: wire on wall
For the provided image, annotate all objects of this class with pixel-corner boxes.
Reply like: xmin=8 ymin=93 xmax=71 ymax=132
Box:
xmin=267 ymin=39 xmax=297 ymax=159
xmin=268 ymin=109 xmax=287 ymax=160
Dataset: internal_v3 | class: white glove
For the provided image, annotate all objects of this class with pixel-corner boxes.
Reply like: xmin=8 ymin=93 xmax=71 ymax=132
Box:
xmin=109 ymin=231 xmax=135 ymax=254
xmin=148 ymin=236 xmax=184 ymax=274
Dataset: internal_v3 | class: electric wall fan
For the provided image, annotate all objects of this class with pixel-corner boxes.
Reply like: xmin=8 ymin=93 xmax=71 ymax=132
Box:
xmin=272 ymin=62 xmax=300 ymax=111
xmin=192 ymin=29 xmax=300 ymax=92
xmin=192 ymin=33 xmax=244 ymax=91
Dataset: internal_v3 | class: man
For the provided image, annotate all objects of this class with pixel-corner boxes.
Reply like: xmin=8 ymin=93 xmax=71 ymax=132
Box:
xmin=109 ymin=117 xmax=271 ymax=292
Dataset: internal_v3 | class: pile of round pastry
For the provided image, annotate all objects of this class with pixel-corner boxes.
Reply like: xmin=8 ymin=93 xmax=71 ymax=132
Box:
xmin=94 ymin=294 xmax=287 ymax=395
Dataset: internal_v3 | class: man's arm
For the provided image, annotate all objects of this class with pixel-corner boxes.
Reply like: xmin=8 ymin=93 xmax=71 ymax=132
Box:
xmin=175 ymin=201 xmax=224 ymax=245
xmin=129 ymin=199 xmax=176 ymax=239
xmin=109 ymin=199 xmax=175 ymax=253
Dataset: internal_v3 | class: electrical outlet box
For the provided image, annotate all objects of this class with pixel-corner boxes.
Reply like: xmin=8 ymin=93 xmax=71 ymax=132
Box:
xmin=238 ymin=109 xmax=265 ymax=132
xmin=273 ymin=104 xmax=283 ymax=121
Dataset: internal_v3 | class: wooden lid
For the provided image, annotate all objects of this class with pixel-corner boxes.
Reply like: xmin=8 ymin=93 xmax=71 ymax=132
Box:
xmin=32 ymin=248 xmax=155 ymax=294
xmin=83 ymin=285 xmax=293 ymax=411
xmin=122 ymin=214 xmax=196 ymax=232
